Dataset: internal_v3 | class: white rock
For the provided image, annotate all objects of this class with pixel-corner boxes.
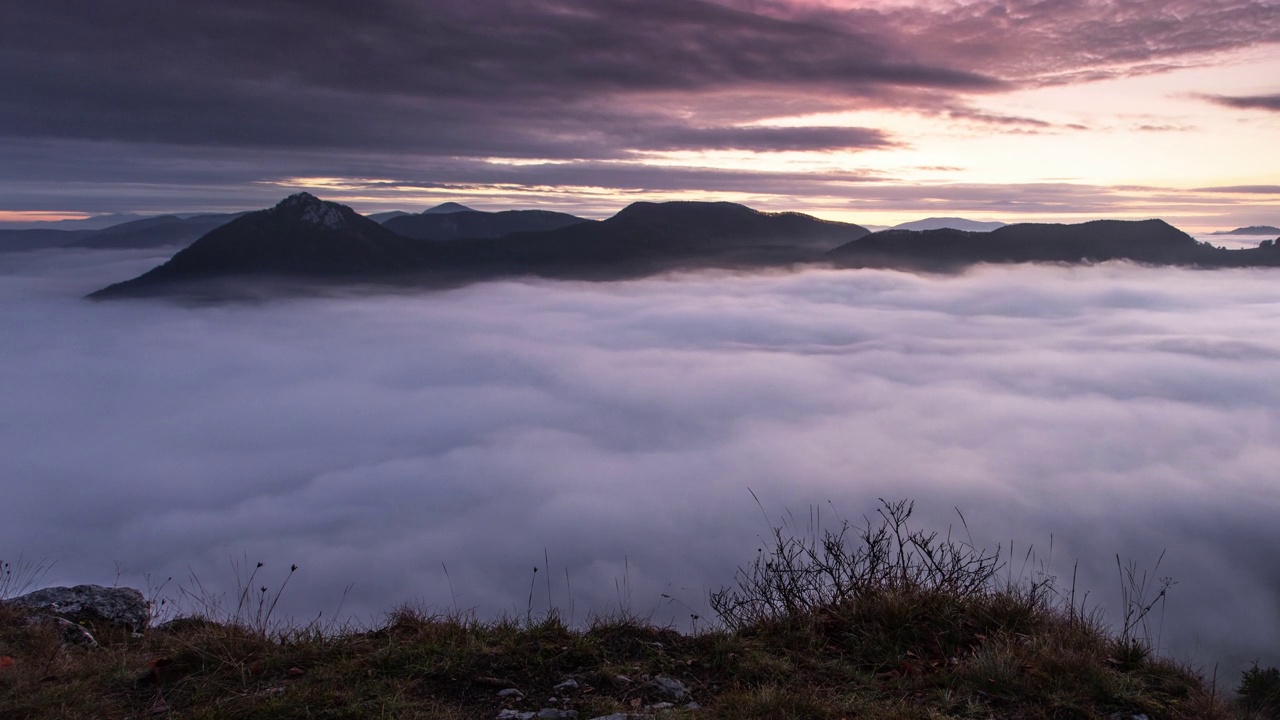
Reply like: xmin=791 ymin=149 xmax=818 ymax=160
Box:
xmin=553 ymin=678 xmax=580 ymax=692
xmin=650 ymin=675 xmax=688 ymax=700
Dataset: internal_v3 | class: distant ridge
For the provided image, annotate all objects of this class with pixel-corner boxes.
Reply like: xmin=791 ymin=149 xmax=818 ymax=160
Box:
xmin=892 ymin=217 xmax=1005 ymax=232
xmin=439 ymin=201 xmax=869 ymax=278
xmin=829 ymin=219 xmax=1280 ymax=271
xmin=424 ymin=202 xmax=476 ymax=214
xmin=0 ymin=213 xmax=243 ymax=253
xmin=89 ymin=193 xmax=427 ymax=298
xmin=89 ymin=194 xmax=1280 ymax=300
xmin=368 ymin=210 xmax=411 ymax=223
xmin=0 ymin=213 xmax=147 ymax=231
xmin=1210 ymin=225 xmax=1280 ymax=236
xmin=90 ymin=195 xmax=869 ymax=298
xmin=383 ymin=206 xmax=591 ymax=241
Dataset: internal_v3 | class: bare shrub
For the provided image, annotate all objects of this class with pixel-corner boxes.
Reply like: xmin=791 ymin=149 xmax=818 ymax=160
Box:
xmin=711 ymin=498 xmax=1005 ymax=629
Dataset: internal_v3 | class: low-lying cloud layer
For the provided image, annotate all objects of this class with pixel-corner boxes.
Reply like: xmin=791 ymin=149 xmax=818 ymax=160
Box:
xmin=2 ymin=251 xmax=1278 ymax=672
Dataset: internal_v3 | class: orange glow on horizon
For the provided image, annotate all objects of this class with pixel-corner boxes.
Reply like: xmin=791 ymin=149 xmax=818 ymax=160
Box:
xmin=0 ymin=211 xmax=94 ymax=223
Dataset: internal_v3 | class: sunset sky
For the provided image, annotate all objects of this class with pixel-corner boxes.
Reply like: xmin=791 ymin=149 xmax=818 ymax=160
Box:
xmin=3 ymin=0 xmax=1279 ymax=230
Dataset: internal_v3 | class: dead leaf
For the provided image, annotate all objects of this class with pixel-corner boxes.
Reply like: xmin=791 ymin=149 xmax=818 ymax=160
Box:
xmin=0 ymin=656 xmax=15 ymax=672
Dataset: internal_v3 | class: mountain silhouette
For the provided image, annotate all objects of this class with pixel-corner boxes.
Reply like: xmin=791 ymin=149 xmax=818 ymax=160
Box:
xmin=90 ymin=196 xmax=869 ymax=298
xmin=891 ymin=217 xmax=1005 ymax=232
xmin=95 ymin=196 xmax=1280 ymax=300
xmin=89 ymin=194 xmax=430 ymax=298
xmin=384 ymin=207 xmax=590 ymax=241
xmin=0 ymin=213 xmax=243 ymax=253
xmin=368 ymin=210 xmax=411 ymax=223
xmin=828 ymin=219 xmax=1280 ymax=271
xmin=423 ymin=202 xmax=476 ymax=214
xmin=416 ymin=201 xmax=868 ymax=279
xmin=1210 ymin=225 xmax=1280 ymax=236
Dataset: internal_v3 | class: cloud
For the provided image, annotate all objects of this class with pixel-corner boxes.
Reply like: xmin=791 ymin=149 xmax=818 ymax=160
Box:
xmin=1194 ymin=185 xmax=1280 ymax=194
xmin=631 ymin=125 xmax=895 ymax=152
xmin=1133 ymin=123 xmax=1198 ymax=132
xmin=0 ymin=0 xmax=994 ymax=158
xmin=1199 ymin=93 xmax=1280 ymax=111
xmin=0 ymin=140 xmax=1274 ymax=231
xmin=10 ymin=0 xmax=1274 ymax=162
xmin=738 ymin=0 xmax=1280 ymax=82
xmin=2 ymin=251 xmax=1279 ymax=675
xmin=3 ymin=2 xmax=1278 ymax=224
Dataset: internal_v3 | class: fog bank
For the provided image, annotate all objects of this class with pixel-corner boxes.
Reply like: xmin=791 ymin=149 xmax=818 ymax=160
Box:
xmin=1 ymin=251 xmax=1277 ymax=673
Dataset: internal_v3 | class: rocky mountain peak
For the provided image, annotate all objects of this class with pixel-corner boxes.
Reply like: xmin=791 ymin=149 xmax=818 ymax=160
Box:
xmin=275 ymin=192 xmax=348 ymax=229
xmin=277 ymin=192 xmax=321 ymax=208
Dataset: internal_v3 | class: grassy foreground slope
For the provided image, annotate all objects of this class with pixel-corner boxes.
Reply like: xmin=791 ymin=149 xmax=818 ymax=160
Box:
xmin=0 ymin=502 xmax=1254 ymax=719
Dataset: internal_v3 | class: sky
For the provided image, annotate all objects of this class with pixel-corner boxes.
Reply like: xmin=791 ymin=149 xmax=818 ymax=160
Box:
xmin=3 ymin=250 xmax=1279 ymax=673
xmin=3 ymin=0 xmax=1279 ymax=230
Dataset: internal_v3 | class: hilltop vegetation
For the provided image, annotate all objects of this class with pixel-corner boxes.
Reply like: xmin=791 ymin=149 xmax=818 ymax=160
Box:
xmin=0 ymin=501 xmax=1261 ymax=719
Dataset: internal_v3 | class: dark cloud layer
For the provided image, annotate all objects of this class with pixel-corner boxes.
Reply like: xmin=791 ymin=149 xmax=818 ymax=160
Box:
xmin=2 ymin=251 xmax=1279 ymax=675
xmin=632 ymin=125 xmax=894 ymax=152
xmin=1195 ymin=184 xmax=1280 ymax=194
xmin=1201 ymin=93 xmax=1280 ymax=111
xmin=4 ymin=0 xmax=1278 ymax=200
xmin=736 ymin=0 xmax=1280 ymax=82
xmin=0 ymin=0 xmax=990 ymax=158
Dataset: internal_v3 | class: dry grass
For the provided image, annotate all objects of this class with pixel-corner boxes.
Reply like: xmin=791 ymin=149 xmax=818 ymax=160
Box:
xmin=0 ymin=595 xmax=1238 ymax=719
xmin=0 ymin=503 xmax=1252 ymax=719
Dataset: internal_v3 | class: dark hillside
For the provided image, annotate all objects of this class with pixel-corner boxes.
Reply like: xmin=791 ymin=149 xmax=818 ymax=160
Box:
xmin=384 ymin=209 xmax=589 ymax=241
xmin=89 ymin=194 xmax=429 ymax=298
xmin=829 ymin=219 xmax=1250 ymax=270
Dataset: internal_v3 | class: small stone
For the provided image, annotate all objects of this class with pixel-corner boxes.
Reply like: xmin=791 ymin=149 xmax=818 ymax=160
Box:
xmin=684 ymin=702 xmax=701 ymax=710
xmin=497 ymin=688 xmax=524 ymax=698
xmin=553 ymin=678 xmax=580 ymax=692
xmin=650 ymin=675 xmax=687 ymax=700
xmin=586 ymin=715 xmax=632 ymax=720
xmin=647 ymin=702 xmax=674 ymax=710
xmin=495 ymin=711 xmax=535 ymax=720
xmin=613 ymin=675 xmax=632 ymax=684
xmin=536 ymin=711 xmax=577 ymax=719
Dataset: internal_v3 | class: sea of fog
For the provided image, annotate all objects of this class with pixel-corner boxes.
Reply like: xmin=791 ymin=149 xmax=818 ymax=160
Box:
xmin=1 ymin=245 xmax=1278 ymax=675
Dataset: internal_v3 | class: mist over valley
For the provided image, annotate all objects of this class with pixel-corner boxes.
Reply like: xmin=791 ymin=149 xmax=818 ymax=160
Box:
xmin=4 ymin=243 xmax=1279 ymax=675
